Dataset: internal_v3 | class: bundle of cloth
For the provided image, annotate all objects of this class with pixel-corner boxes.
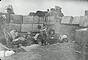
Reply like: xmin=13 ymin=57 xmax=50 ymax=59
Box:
xmin=0 ymin=43 xmax=15 ymax=58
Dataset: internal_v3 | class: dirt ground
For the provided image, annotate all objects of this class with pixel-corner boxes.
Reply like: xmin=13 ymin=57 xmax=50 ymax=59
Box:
xmin=1 ymin=42 xmax=81 ymax=60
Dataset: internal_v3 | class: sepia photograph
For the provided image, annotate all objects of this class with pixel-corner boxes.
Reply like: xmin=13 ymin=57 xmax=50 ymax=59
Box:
xmin=0 ymin=0 xmax=88 ymax=60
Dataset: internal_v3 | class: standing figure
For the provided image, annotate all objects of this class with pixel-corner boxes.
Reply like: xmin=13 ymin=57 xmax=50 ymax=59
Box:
xmin=39 ymin=26 xmax=48 ymax=46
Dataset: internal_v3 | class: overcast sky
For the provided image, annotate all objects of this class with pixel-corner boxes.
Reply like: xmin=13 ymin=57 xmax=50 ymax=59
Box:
xmin=0 ymin=0 xmax=88 ymax=16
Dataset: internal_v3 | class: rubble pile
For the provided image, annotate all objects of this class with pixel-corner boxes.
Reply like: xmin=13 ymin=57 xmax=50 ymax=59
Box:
xmin=0 ymin=6 xmax=86 ymax=47
xmin=1 ymin=42 xmax=76 ymax=60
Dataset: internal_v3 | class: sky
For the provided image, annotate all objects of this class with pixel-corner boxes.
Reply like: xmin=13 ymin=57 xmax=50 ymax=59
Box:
xmin=0 ymin=0 xmax=88 ymax=16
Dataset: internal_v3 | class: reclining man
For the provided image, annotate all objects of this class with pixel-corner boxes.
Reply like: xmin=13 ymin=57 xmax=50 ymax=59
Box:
xmin=10 ymin=30 xmax=26 ymax=48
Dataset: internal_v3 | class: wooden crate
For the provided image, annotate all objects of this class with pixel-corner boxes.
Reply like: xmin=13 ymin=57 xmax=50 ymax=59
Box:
xmin=23 ymin=16 xmax=34 ymax=24
xmin=7 ymin=23 xmax=21 ymax=32
xmin=33 ymin=24 xmax=43 ymax=31
xmin=38 ymin=17 xmax=45 ymax=24
xmin=33 ymin=16 xmax=39 ymax=24
xmin=21 ymin=24 xmax=33 ymax=32
xmin=21 ymin=24 xmax=43 ymax=32
xmin=10 ymin=14 xmax=23 ymax=24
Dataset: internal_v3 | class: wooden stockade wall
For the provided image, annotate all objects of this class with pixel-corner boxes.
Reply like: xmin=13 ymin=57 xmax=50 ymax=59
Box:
xmin=0 ymin=12 xmax=88 ymax=60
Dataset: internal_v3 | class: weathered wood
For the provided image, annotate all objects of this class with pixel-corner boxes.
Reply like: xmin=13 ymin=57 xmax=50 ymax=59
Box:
xmin=10 ymin=14 xmax=23 ymax=24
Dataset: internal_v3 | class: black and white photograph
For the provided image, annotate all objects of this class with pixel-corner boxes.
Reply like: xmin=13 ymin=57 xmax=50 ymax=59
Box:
xmin=0 ymin=0 xmax=88 ymax=60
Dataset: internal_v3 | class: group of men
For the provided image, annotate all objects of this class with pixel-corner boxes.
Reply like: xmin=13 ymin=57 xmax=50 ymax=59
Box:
xmin=4 ymin=24 xmax=69 ymax=48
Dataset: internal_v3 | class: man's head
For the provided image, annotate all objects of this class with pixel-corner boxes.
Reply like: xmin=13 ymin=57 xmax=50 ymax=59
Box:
xmin=38 ymin=25 xmax=41 ymax=29
xmin=59 ymin=34 xmax=68 ymax=42
xmin=49 ymin=29 xmax=55 ymax=35
xmin=62 ymin=35 xmax=67 ymax=39
xmin=62 ymin=35 xmax=68 ymax=42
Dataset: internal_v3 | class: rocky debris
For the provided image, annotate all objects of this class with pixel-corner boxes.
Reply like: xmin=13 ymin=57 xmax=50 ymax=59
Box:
xmin=0 ymin=43 xmax=15 ymax=58
xmin=0 ymin=50 xmax=15 ymax=58
xmin=1 ymin=42 xmax=77 ymax=60
xmin=20 ymin=44 xmax=41 ymax=52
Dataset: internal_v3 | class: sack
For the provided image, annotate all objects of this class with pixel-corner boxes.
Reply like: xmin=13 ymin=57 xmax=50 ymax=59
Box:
xmin=0 ymin=50 xmax=15 ymax=58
